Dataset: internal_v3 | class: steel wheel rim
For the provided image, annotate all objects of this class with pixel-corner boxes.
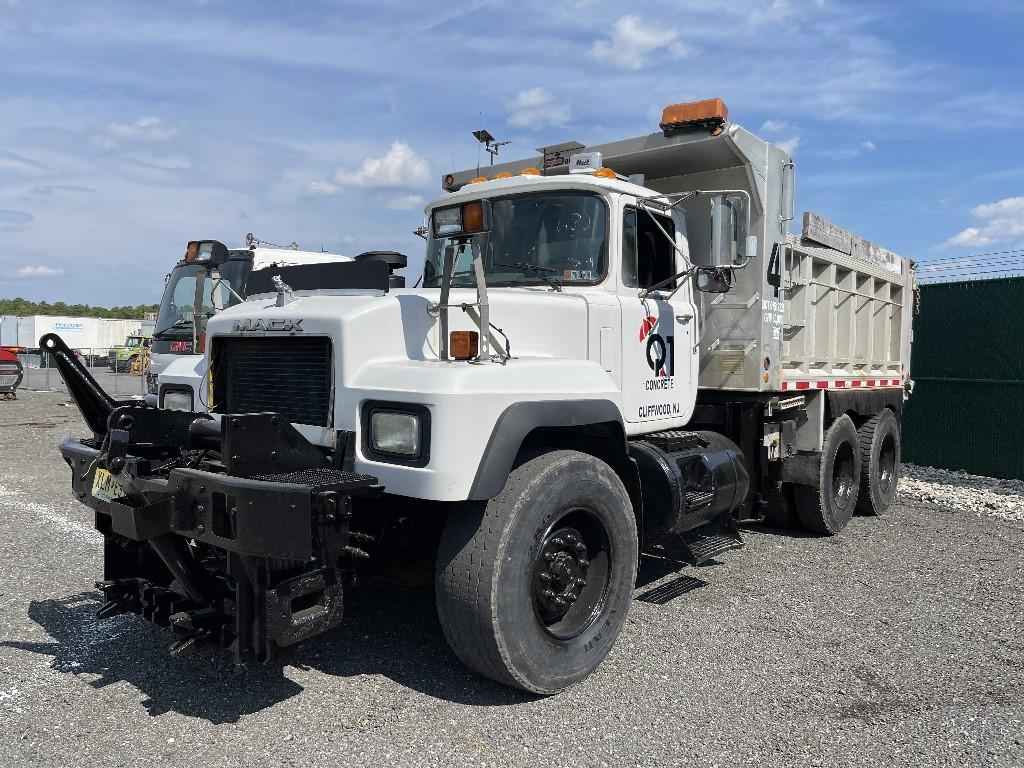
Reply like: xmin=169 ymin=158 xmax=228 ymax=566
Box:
xmin=878 ymin=432 xmax=897 ymax=495
xmin=832 ymin=441 xmax=855 ymax=510
xmin=531 ymin=507 xmax=611 ymax=641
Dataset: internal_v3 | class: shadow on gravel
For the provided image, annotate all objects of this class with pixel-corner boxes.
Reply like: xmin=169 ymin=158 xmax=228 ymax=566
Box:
xmin=2 ymin=581 xmax=530 ymax=724
xmin=742 ymin=523 xmax=818 ymax=539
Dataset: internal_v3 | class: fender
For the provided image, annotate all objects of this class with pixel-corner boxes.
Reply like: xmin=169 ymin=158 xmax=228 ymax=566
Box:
xmin=826 ymin=388 xmax=904 ymax=420
xmin=468 ymin=399 xmax=625 ymax=500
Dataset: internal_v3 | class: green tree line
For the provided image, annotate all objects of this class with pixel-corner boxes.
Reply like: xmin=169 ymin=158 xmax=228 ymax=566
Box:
xmin=0 ymin=297 xmax=159 ymax=320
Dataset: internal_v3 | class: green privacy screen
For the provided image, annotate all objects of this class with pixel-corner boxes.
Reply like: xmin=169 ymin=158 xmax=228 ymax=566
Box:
xmin=902 ymin=277 xmax=1024 ymax=480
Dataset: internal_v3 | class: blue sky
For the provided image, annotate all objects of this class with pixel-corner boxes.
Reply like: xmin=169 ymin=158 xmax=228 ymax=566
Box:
xmin=1 ymin=0 xmax=1022 ymax=304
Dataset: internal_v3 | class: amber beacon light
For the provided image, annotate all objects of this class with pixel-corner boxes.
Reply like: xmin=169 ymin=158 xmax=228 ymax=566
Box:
xmin=659 ymin=98 xmax=729 ymax=136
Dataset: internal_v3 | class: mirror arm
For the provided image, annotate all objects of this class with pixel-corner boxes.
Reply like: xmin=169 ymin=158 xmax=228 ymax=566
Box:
xmin=636 ymin=200 xmax=694 ymax=270
xmin=638 ymin=266 xmax=696 ymax=299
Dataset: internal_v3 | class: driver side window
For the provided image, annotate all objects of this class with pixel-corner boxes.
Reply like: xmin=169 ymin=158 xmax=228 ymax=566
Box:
xmin=622 ymin=208 xmax=676 ymax=289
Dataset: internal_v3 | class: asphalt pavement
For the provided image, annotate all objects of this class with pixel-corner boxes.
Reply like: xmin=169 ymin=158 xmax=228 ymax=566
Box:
xmin=1 ymin=390 xmax=1021 ymax=767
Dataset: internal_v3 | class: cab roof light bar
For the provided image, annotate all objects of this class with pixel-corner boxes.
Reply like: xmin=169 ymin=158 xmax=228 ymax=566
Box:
xmin=659 ymin=98 xmax=729 ymax=137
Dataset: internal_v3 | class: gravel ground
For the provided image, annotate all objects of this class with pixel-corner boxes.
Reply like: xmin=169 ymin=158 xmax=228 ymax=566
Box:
xmin=1 ymin=390 xmax=1022 ymax=767
xmin=901 ymin=464 xmax=1024 ymax=522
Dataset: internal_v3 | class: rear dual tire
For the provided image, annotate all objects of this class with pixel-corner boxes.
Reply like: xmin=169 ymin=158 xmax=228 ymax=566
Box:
xmin=792 ymin=415 xmax=862 ymax=535
xmin=435 ymin=450 xmax=637 ymax=694
xmin=855 ymin=409 xmax=900 ymax=516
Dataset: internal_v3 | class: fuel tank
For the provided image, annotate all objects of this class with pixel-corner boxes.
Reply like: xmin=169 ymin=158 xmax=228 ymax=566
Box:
xmin=629 ymin=430 xmax=749 ymax=542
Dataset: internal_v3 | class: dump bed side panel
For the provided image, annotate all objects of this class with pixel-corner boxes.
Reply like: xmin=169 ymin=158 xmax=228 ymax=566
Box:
xmin=780 ymin=214 xmax=914 ymax=393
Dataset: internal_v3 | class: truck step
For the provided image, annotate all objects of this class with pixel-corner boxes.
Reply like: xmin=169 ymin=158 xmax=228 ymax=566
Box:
xmin=252 ymin=467 xmax=377 ymax=493
xmin=677 ymin=516 xmax=744 ymax=566
xmin=636 ymin=575 xmax=708 ymax=604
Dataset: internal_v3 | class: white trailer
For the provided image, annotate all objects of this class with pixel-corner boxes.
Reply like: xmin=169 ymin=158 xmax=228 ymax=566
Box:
xmin=7 ymin=316 xmax=143 ymax=356
xmin=49 ymin=98 xmax=914 ymax=696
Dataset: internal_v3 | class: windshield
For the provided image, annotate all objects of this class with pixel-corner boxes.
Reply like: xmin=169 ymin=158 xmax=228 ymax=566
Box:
xmin=126 ymin=337 xmax=142 ymax=348
xmin=423 ymin=192 xmax=607 ymax=288
xmin=155 ymin=259 xmax=252 ymax=337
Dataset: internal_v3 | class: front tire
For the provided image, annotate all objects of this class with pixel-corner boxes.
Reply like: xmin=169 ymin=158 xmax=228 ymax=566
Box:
xmin=435 ymin=450 xmax=638 ymax=694
xmin=793 ymin=414 xmax=862 ymax=535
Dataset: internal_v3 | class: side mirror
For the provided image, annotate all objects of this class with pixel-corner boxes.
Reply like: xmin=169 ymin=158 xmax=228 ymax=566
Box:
xmin=696 ymin=267 xmax=733 ymax=293
xmin=710 ymin=193 xmax=756 ymax=266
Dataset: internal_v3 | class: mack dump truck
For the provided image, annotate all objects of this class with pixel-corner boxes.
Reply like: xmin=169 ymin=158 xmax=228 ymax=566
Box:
xmin=45 ymin=98 xmax=915 ymax=694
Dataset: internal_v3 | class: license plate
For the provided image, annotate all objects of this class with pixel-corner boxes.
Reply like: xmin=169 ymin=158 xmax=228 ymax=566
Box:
xmin=91 ymin=468 xmax=123 ymax=502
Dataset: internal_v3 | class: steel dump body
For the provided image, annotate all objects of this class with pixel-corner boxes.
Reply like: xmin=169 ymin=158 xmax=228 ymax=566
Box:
xmin=444 ymin=123 xmax=915 ymax=394
xmin=780 ymin=217 xmax=914 ymax=392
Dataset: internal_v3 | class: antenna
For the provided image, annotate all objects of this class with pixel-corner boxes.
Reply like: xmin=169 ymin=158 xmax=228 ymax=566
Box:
xmin=245 ymin=233 xmax=299 ymax=250
xmin=473 ymin=129 xmax=511 ymax=166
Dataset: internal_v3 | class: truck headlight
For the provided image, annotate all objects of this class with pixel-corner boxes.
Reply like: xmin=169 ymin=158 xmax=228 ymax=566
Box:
xmin=430 ymin=200 xmax=490 ymax=238
xmin=160 ymin=387 xmax=193 ymax=412
xmin=363 ymin=402 xmax=431 ymax=466
xmin=371 ymin=412 xmax=419 ymax=455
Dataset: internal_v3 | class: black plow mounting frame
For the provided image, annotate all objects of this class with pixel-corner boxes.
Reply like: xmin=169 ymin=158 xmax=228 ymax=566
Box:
xmin=44 ymin=332 xmax=380 ymax=663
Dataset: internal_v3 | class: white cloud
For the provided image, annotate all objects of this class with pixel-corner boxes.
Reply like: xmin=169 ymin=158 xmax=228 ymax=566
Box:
xmin=817 ymin=139 xmax=878 ymax=159
xmin=759 ymin=120 xmax=789 ymax=133
xmin=776 ymin=136 xmax=801 ymax=155
xmin=507 ymin=87 xmax=570 ymax=129
xmin=943 ymin=196 xmax=1024 ymax=248
xmin=332 ymin=141 xmax=430 ymax=188
xmin=385 ymin=194 xmax=425 ymax=211
xmin=0 ymin=150 xmax=52 ymax=176
xmin=591 ymin=15 xmax=692 ymax=70
xmin=305 ymin=180 xmax=340 ymax=196
xmin=93 ymin=116 xmax=178 ymax=150
xmin=16 ymin=265 xmax=64 ymax=277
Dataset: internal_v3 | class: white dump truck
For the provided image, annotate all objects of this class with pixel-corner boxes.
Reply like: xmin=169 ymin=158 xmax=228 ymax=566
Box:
xmin=152 ymin=238 xmax=407 ymax=410
xmin=46 ymin=98 xmax=914 ymax=694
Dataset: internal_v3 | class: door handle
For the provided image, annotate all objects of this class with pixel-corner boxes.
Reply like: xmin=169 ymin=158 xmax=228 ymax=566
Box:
xmin=675 ymin=314 xmax=693 ymax=323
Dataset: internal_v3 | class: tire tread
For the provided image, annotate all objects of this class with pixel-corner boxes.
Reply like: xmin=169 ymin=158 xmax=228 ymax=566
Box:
xmin=435 ymin=449 xmax=635 ymax=693
xmin=793 ymin=415 xmax=861 ymax=535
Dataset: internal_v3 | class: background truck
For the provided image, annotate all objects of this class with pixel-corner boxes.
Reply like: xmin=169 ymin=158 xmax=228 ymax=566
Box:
xmin=47 ymin=98 xmax=914 ymax=695
xmin=151 ymin=238 xmax=408 ymax=411
xmin=108 ymin=332 xmax=153 ymax=373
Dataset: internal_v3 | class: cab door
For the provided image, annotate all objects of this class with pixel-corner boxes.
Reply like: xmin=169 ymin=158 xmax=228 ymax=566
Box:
xmin=619 ymin=205 xmax=697 ymax=428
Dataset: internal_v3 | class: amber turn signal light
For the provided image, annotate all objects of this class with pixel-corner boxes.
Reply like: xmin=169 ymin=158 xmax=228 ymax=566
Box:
xmin=450 ymin=330 xmax=479 ymax=360
xmin=462 ymin=201 xmax=485 ymax=233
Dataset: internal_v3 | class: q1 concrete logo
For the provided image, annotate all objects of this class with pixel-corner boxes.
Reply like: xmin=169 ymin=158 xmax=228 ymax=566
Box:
xmin=638 ymin=315 xmax=674 ymax=378
xmin=53 ymin=322 xmax=85 ymax=332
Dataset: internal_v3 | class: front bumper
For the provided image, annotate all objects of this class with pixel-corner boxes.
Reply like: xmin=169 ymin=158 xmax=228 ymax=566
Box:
xmin=59 ymin=412 xmax=377 ymax=663
xmin=63 ymin=439 xmax=371 ymax=561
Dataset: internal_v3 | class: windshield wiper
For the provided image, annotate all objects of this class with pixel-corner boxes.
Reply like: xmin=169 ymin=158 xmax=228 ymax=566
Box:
xmin=153 ymin=318 xmax=193 ymax=339
xmin=494 ymin=262 xmax=562 ymax=292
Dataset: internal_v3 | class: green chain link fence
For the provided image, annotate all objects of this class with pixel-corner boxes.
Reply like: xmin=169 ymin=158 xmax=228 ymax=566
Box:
xmin=902 ymin=276 xmax=1024 ymax=480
